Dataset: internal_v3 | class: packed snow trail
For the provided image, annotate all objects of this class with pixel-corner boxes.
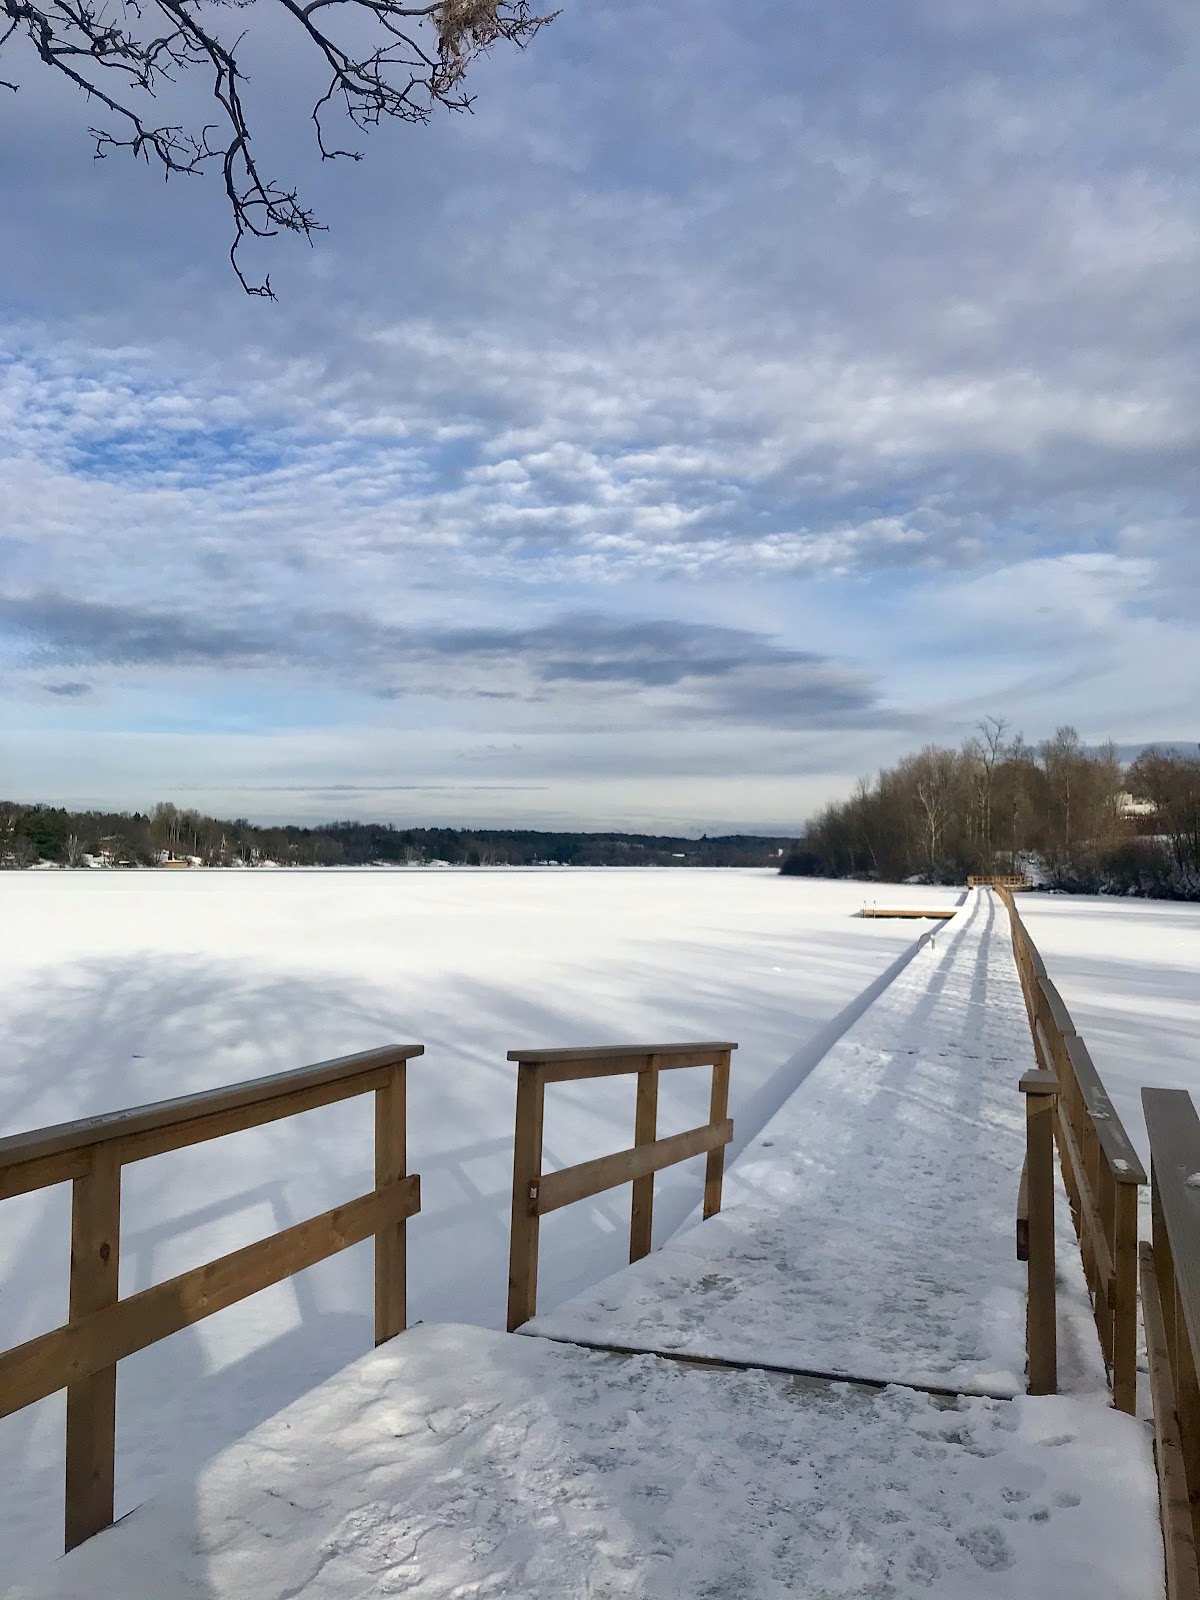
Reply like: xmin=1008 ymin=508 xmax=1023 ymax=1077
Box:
xmin=527 ymin=889 xmax=1106 ymax=1396
xmin=10 ymin=1324 xmax=1161 ymax=1600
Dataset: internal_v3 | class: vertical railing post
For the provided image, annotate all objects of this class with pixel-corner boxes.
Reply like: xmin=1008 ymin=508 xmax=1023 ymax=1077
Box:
xmin=374 ymin=1060 xmax=407 ymax=1345
xmin=629 ymin=1055 xmax=660 ymax=1263
xmin=507 ymin=1062 xmax=545 ymax=1331
xmin=1112 ymin=1177 xmax=1139 ymax=1414
xmin=704 ymin=1048 xmax=732 ymax=1220
xmin=65 ymin=1145 xmax=121 ymax=1552
xmin=1020 ymin=1069 xmax=1058 ymax=1396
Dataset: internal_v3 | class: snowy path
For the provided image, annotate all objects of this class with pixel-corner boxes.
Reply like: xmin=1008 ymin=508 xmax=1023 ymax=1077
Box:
xmin=11 ymin=1324 xmax=1161 ymax=1600
xmin=528 ymin=890 xmax=1107 ymax=1397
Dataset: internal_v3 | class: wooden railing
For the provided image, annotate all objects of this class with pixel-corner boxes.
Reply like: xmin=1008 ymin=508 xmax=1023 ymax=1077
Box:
xmin=968 ymin=874 xmax=1032 ymax=889
xmin=0 ymin=1043 xmax=423 ymax=1553
xmin=1142 ymin=1089 xmax=1200 ymax=1600
xmin=997 ymin=886 xmax=1145 ymax=1411
xmin=506 ymin=1042 xmax=736 ymax=1332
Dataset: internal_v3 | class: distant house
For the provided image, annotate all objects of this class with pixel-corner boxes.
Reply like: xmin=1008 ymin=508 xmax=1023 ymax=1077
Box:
xmin=1117 ymin=791 xmax=1158 ymax=817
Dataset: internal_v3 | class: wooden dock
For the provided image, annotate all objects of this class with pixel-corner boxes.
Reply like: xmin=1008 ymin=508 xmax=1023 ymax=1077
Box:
xmin=858 ymin=906 xmax=956 ymax=919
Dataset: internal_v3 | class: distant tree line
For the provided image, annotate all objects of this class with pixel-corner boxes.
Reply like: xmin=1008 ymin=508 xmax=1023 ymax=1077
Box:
xmin=0 ymin=800 xmax=789 ymax=870
xmin=782 ymin=723 xmax=1200 ymax=900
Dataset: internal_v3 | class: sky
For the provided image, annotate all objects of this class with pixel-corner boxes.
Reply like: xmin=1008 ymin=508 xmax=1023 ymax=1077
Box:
xmin=1 ymin=0 xmax=1198 ymax=834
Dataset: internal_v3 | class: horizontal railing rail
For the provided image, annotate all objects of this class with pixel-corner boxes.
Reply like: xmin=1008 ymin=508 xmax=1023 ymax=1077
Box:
xmin=997 ymin=886 xmax=1144 ymax=1411
xmin=1141 ymin=1088 xmax=1200 ymax=1600
xmin=506 ymin=1042 xmax=736 ymax=1332
xmin=0 ymin=1043 xmax=423 ymax=1553
xmin=968 ymin=873 xmax=1032 ymax=888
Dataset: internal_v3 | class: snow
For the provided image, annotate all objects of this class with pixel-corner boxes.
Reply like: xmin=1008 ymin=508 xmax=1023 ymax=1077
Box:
xmin=8 ymin=1322 xmax=1162 ymax=1600
xmin=1019 ymin=894 xmax=1200 ymax=1169
xmin=528 ymin=892 xmax=1107 ymax=1399
xmin=0 ymin=868 xmax=956 ymax=1580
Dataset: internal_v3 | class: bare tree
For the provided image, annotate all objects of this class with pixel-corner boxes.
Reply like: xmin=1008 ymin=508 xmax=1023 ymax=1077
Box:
xmin=1 ymin=0 xmax=557 ymax=293
xmin=1039 ymin=725 xmax=1084 ymax=858
xmin=913 ymin=746 xmax=957 ymax=871
xmin=973 ymin=714 xmax=1008 ymax=864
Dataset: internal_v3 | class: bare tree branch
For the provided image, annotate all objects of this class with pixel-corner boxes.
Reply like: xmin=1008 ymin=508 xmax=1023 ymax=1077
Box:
xmin=1 ymin=0 xmax=558 ymax=294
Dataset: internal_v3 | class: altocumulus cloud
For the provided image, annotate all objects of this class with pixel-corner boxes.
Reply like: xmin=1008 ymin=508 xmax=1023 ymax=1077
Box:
xmin=1 ymin=0 xmax=1198 ymax=821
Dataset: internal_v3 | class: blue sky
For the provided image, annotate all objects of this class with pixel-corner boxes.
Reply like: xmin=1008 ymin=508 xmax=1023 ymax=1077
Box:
xmin=1 ymin=0 xmax=1198 ymax=832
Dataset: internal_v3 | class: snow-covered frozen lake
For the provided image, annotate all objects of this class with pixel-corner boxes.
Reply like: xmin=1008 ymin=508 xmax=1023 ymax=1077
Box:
xmin=0 ymin=867 xmax=952 ymax=1578
xmin=2 ymin=871 xmax=1196 ymax=1583
xmin=1020 ymin=893 xmax=1200 ymax=1168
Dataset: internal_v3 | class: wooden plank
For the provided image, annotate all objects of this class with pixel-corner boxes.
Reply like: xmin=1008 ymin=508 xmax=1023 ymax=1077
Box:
xmin=704 ymin=1049 xmax=732 ymax=1221
xmin=1032 ymin=1015 xmax=1056 ymax=1078
xmin=534 ymin=1052 xmax=721 ymax=1083
xmin=1144 ymin=1090 xmax=1200 ymax=1379
xmin=117 ymin=1066 xmax=394 ymax=1170
xmin=374 ymin=1063 xmax=407 ymax=1345
xmin=629 ymin=1059 xmax=660 ymax=1263
xmin=507 ymin=1064 xmax=545 ymax=1332
xmin=857 ymin=908 xmax=955 ymax=919
xmin=1016 ymin=1154 xmax=1029 ymax=1261
xmin=1178 ymin=1280 xmax=1200 ymax=1564
xmin=0 ymin=1178 xmax=420 ymax=1420
xmin=1066 ymin=1036 xmax=1146 ymax=1184
xmin=1037 ymin=976 xmax=1076 ymax=1040
xmin=0 ymin=1045 xmax=424 ymax=1187
xmin=1 ymin=1069 xmax=395 ymax=1201
xmin=64 ymin=1146 xmax=121 ymax=1552
xmin=1112 ymin=1180 xmax=1139 ymax=1414
xmin=0 ymin=1147 xmax=91 ymax=1203
xmin=1140 ymin=1242 xmax=1200 ymax=1600
xmin=537 ymin=1119 xmax=733 ymax=1216
xmin=1055 ymin=1105 xmax=1116 ymax=1295
xmin=1020 ymin=1071 xmax=1057 ymax=1395
xmin=506 ymin=1042 xmax=735 ymax=1065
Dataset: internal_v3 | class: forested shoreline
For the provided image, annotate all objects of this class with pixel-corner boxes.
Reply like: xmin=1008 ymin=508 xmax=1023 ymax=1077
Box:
xmin=783 ymin=726 xmax=1200 ymax=900
xmin=6 ymin=728 xmax=1198 ymax=895
xmin=0 ymin=800 xmax=788 ymax=870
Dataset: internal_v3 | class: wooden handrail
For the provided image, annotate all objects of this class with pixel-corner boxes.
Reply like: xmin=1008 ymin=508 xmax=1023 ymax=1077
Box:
xmin=1142 ymin=1089 xmax=1200 ymax=1600
xmin=506 ymin=1041 xmax=735 ymax=1064
xmin=0 ymin=1043 xmax=424 ymax=1553
xmin=0 ymin=1044 xmax=422 ymax=1200
xmin=506 ymin=1043 xmax=736 ymax=1331
xmin=506 ymin=1041 xmax=736 ymax=1083
xmin=995 ymin=885 xmax=1144 ymax=1412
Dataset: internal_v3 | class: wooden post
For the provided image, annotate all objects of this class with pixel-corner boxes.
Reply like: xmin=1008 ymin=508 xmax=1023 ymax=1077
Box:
xmin=629 ymin=1057 xmax=660 ymax=1263
xmin=507 ymin=1063 xmax=545 ymax=1332
xmin=1112 ymin=1178 xmax=1138 ymax=1414
xmin=65 ymin=1145 xmax=121 ymax=1552
xmin=374 ymin=1061 xmax=407 ymax=1344
xmin=1139 ymin=1240 xmax=1200 ymax=1600
xmin=704 ymin=1049 xmax=732 ymax=1220
xmin=1021 ymin=1069 xmax=1058 ymax=1396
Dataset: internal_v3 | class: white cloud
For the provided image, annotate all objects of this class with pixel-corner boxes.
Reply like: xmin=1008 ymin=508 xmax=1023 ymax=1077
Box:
xmin=1 ymin=0 xmax=1198 ymax=821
